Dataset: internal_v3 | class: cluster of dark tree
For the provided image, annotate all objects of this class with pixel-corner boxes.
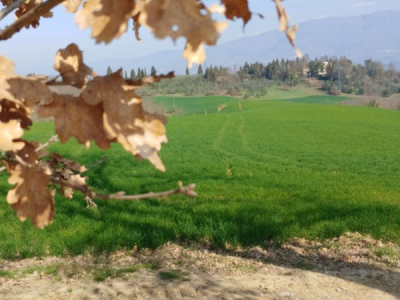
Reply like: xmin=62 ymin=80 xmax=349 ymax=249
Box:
xmin=106 ymin=65 xmax=157 ymax=80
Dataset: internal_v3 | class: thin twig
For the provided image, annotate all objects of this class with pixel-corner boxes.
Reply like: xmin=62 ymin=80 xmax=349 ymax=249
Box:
xmin=83 ymin=156 xmax=108 ymax=172
xmin=35 ymin=135 xmax=58 ymax=152
xmin=0 ymin=0 xmax=64 ymax=41
xmin=0 ymin=135 xmax=59 ymax=172
xmin=0 ymin=0 xmax=25 ymax=22
xmin=50 ymin=177 xmax=198 ymax=201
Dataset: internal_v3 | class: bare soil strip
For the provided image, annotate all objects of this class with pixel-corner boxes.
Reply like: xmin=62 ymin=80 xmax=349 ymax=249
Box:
xmin=1 ymin=232 xmax=400 ymax=299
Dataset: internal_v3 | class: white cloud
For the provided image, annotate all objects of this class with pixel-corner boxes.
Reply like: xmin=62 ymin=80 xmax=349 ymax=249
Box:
xmin=352 ymin=2 xmax=378 ymax=8
xmin=318 ymin=15 xmax=326 ymax=19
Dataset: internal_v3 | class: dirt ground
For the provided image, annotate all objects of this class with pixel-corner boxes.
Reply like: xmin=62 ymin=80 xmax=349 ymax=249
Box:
xmin=1 ymin=232 xmax=400 ymax=300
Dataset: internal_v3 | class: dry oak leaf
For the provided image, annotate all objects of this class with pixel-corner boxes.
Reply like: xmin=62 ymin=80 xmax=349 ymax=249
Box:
xmin=62 ymin=0 xmax=83 ymax=13
xmin=0 ymin=120 xmax=24 ymax=152
xmin=138 ymin=0 xmax=227 ymax=66
xmin=38 ymin=94 xmax=111 ymax=149
xmin=3 ymin=161 xmax=55 ymax=229
xmin=75 ymin=0 xmax=136 ymax=43
xmin=54 ymin=43 xmax=91 ymax=88
xmin=14 ymin=140 xmax=38 ymax=165
xmin=82 ymin=71 xmax=167 ymax=171
xmin=0 ymin=56 xmax=53 ymax=111
xmin=220 ymin=0 xmax=251 ymax=24
xmin=15 ymin=0 xmax=53 ymax=29
xmin=1 ymin=0 xmax=13 ymax=6
xmin=0 ymin=99 xmax=32 ymax=129
xmin=132 ymin=11 xmax=142 ymax=41
xmin=49 ymin=153 xmax=87 ymax=173
xmin=274 ymin=0 xmax=301 ymax=57
xmin=60 ymin=170 xmax=88 ymax=199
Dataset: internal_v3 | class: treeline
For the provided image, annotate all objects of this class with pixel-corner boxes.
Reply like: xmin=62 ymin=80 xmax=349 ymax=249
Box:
xmin=234 ymin=57 xmax=400 ymax=97
xmin=138 ymin=74 xmax=267 ymax=99
xmin=107 ymin=56 xmax=400 ymax=98
xmin=106 ymin=65 xmax=157 ymax=80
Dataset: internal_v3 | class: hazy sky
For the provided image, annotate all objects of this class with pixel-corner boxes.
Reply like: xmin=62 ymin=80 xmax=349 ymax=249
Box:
xmin=1 ymin=0 xmax=399 ymax=74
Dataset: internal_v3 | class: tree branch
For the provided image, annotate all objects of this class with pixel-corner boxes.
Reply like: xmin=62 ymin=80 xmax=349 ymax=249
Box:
xmin=0 ymin=0 xmax=64 ymax=41
xmin=0 ymin=0 xmax=25 ymax=22
xmin=50 ymin=177 xmax=198 ymax=201
xmin=35 ymin=135 xmax=58 ymax=152
xmin=84 ymin=156 xmax=108 ymax=172
xmin=0 ymin=135 xmax=58 ymax=172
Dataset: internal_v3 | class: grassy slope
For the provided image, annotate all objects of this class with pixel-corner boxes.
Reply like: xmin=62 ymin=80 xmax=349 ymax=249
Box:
xmin=1 ymin=95 xmax=400 ymax=259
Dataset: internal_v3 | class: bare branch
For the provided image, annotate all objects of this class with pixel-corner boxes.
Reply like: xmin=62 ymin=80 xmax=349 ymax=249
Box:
xmin=84 ymin=156 xmax=108 ymax=172
xmin=0 ymin=0 xmax=64 ymax=41
xmin=50 ymin=177 xmax=198 ymax=201
xmin=85 ymin=196 xmax=98 ymax=208
xmin=0 ymin=0 xmax=25 ymax=22
xmin=35 ymin=135 xmax=59 ymax=152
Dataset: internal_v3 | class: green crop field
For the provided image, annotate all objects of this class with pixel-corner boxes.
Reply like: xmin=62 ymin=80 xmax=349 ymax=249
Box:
xmin=1 ymin=94 xmax=400 ymax=259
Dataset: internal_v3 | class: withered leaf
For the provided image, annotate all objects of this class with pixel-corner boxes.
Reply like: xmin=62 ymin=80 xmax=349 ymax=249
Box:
xmin=220 ymin=0 xmax=251 ymax=24
xmin=62 ymin=0 xmax=83 ymax=13
xmin=38 ymin=94 xmax=111 ymax=149
xmin=132 ymin=12 xmax=142 ymax=41
xmin=50 ymin=153 xmax=87 ymax=173
xmin=274 ymin=0 xmax=301 ymax=57
xmin=14 ymin=140 xmax=38 ymax=165
xmin=60 ymin=170 xmax=87 ymax=199
xmin=82 ymin=71 xmax=167 ymax=171
xmin=54 ymin=43 xmax=91 ymax=88
xmin=75 ymin=0 xmax=136 ymax=43
xmin=0 ymin=120 xmax=24 ymax=152
xmin=15 ymin=0 xmax=53 ymax=29
xmin=1 ymin=0 xmax=13 ymax=6
xmin=139 ymin=0 xmax=227 ymax=67
xmin=4 ymin=161 xmax=54 ymax=229
xmin=0 ymin=56 xmax=53 ymax=111
xmin=0 ymin=99 xmax=32 ymax=130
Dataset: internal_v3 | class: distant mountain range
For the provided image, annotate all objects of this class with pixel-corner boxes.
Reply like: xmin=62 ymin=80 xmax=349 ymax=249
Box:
xmin=89 ymin=10 xmax=400 ymax=75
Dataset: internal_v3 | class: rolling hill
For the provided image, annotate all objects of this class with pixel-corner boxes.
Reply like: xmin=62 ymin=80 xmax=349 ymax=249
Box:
xmin=89 ymin=10 xmax=400 ymax=74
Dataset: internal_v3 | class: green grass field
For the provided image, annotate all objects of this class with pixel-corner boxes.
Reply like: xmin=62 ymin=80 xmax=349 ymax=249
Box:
xmin=1 ymin=94 xmax=400 ymax=259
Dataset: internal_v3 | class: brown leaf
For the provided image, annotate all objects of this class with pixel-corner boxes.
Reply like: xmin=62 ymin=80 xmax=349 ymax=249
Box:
xmin=0 ymin=56 xmax=53 ymax=111
xmin=220 ymin=0 xmax=251 ymax=24
xmin=62 ymin=0 xmax=83 ymax=13
xmin=0 ymin=120 xmax=24 ymax=152
xmin=49 ymin=153 xmax=87 ymax=173
xmin=138 ymin=0 xmax=227 ymax=67
xmin=0 ymin=99 xmax=32 ymax=127
xmin=0 ymin=99 xmax=32 ymax=130
xmin=54 ymin=43 xmax=91 ymax=88
xmin=14 ymin=140 xmax=38 ymax=165
xmin=3 ymin=161 xmax=54 ymax=229
xmin=75 ymin=0 xmax=136 ymax=43
xmin=274 ymin=0 xmax=301 ymax=57
xmin=1 ymin=0 xmax=13 ymax=6
xmin=61 ymin=171 xmax=87 ymax=199
xmin=82 ymin=71 xmax=167 ymax=171
xmin=38 ymin=94 xmax=111 ymax=149
xmin=132 ymin=11 xmax=142 ymax=41
xmin=15 ymin=0 xmax=53 ymax=29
